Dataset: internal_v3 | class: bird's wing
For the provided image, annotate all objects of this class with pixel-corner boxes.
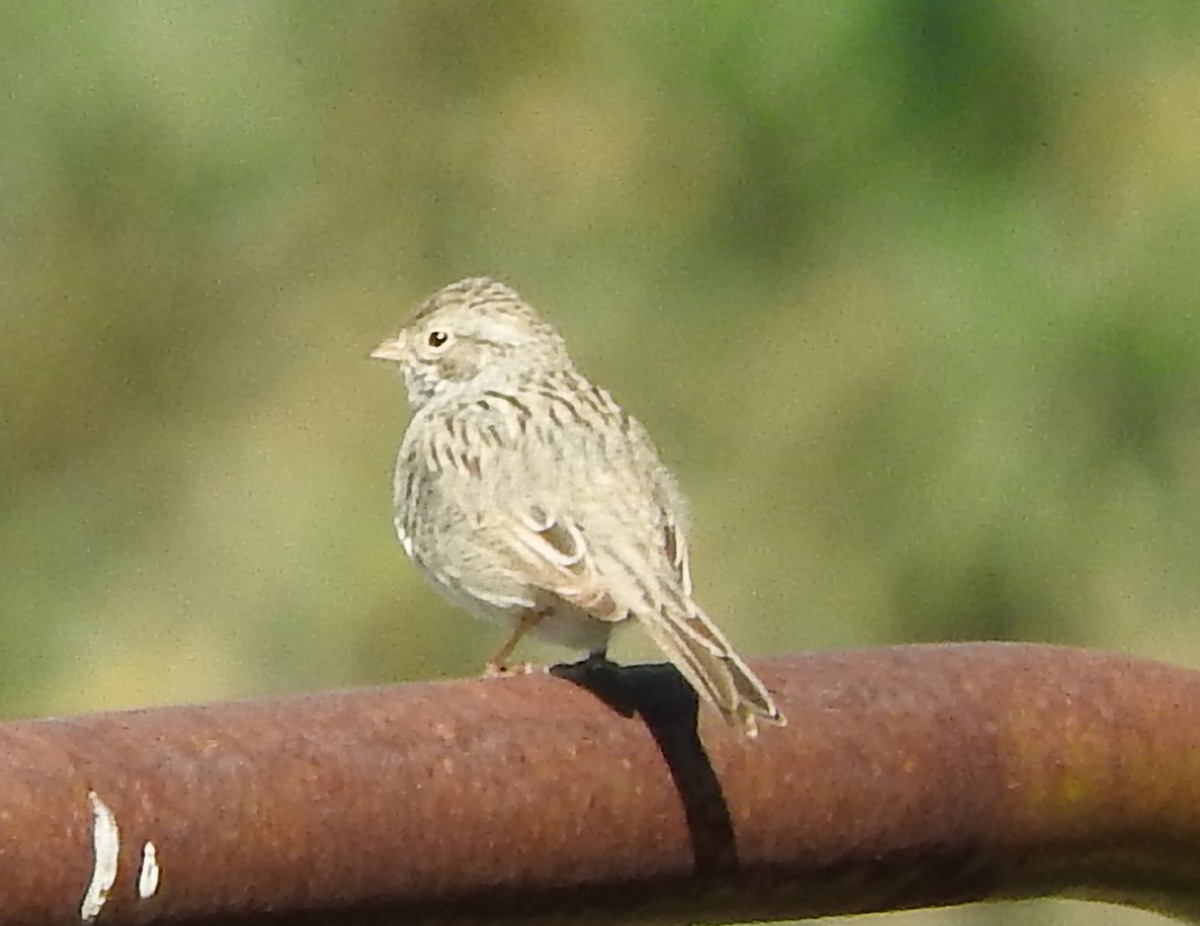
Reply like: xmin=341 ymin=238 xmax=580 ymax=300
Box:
xmin=450 ymin=389 xmax=682 ymax=624
xmin=498 ymin=506 xmax=623 ymax=622
xmin=662 ymin=513 xmax=693 ymax=597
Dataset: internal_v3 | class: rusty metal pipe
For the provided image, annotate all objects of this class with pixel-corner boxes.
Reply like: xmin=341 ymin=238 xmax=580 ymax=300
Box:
xmin=1 ymin=643 xmax=1199 ymax=924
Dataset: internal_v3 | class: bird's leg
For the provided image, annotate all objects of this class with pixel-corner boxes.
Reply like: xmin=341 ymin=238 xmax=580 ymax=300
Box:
xmin=482 ymin=610 xmax=546 ymax=677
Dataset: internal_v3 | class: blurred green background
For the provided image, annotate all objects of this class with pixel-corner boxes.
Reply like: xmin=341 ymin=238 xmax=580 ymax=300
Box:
xmin=2 ymin=4 xmax=1198 ymax=923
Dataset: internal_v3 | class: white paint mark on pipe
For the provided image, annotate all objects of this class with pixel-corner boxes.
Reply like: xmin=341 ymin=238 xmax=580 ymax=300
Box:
xmin=137 ymin=840 xmax=160 ymax=899
xmin=80 ymin=790 xmax=120 ymax=922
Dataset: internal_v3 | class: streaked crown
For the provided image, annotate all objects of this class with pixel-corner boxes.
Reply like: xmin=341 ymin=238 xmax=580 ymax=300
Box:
xmin=373 ymin=277 xmax=572 ymax=407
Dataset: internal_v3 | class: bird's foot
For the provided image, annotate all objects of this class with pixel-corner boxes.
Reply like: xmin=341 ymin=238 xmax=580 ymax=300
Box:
xmin=482 ymin=660 xmax=544 ymax=678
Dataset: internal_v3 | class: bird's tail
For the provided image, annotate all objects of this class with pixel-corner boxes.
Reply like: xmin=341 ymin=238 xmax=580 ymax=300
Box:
xmin=636 ymin=590 xmax=785 ymax=737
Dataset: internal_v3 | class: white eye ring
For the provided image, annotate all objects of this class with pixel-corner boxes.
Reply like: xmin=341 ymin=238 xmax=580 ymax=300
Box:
xmin=427 ymin=330 xmax=451 ymax=349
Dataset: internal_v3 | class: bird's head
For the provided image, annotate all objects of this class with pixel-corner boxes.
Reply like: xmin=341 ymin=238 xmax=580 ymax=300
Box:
xmin=372 ymin=277 xmax=570 ymax=408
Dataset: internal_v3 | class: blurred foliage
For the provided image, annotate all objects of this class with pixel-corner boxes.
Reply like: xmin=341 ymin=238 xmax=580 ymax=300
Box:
xmin=2 ymin=2 xmax=1198 ymax=923
xmin=4 ymin=0 xmax=1200 ymax=697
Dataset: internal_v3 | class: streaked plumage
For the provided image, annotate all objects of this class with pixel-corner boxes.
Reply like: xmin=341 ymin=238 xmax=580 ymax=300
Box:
xmin=373 ymin=276 xmax=784 ymax=736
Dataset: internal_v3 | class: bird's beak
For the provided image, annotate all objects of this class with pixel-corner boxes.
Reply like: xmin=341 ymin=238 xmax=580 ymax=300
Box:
xmin=370 ymin=337 xmax=406 ymax=362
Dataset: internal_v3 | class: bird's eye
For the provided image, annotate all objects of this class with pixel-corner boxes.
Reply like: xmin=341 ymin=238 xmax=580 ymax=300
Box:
xmin=427 ymin=330 xmax=450 ymax=349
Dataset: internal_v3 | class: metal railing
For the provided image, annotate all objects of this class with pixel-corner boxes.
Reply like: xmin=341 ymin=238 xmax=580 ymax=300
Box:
xmin=1 ymin=643 xmax=1197 ymax=924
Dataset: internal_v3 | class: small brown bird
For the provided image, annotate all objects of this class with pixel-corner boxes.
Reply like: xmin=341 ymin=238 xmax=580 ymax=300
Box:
xmin=373 ymin=277 xmax=784 ymax=736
